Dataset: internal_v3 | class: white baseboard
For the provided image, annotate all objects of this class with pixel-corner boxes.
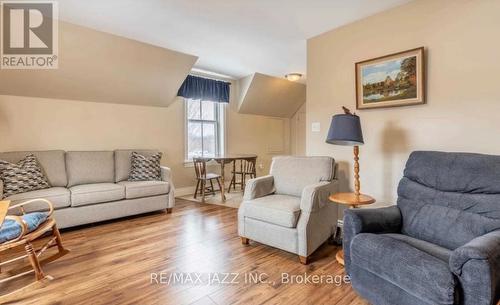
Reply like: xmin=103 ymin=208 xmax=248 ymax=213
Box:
xmin=175 ymin=186 xmax=197 ymax=197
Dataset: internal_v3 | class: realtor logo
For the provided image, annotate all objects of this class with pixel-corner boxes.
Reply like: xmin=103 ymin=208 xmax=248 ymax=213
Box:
xmin=1 ymin=1 xmax=58 ymax=69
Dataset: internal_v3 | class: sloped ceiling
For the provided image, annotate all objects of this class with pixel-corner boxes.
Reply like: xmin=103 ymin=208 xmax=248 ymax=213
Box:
xmin=237 ymin=73 xmax=306 ymax=118
xmin=0 ymin=21 xmax=197 ymax=107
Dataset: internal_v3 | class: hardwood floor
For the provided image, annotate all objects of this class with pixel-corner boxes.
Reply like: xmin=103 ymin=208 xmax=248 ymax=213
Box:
xmin=1 ymin=199 xmax=369 ymax=305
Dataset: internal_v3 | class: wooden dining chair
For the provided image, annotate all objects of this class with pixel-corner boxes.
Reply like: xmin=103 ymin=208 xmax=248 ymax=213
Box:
xmin=193 ymin=158 xmax=223 ymax=203
xmin=0 ymin=199 xmax=69 ymax=302
xmin=228 ymin=157 xmax=257 ymax=192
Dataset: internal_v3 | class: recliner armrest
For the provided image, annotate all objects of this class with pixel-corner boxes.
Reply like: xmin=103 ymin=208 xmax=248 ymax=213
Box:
xmin=449 ymin=230 xmax=500 ymax=305
xmin=450 ymin=230 xmax=500 ymax=275
xmin=300 ymin=180 xmax=338 ymax=212
xmin=344 ymin=206 xmax=402 ymax=235
xmin=243 ymin=175 xmax=275 ymax=201
xmin=343 ymin=206 xmax=402 ymax=274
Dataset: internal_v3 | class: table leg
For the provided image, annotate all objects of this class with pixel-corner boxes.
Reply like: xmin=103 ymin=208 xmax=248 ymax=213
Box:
xmin=220 ymin=161 xmax=226 ymax=202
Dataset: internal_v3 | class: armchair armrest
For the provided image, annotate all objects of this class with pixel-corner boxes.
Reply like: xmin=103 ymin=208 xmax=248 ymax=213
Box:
xmin=243 ymin=175 xmax=275 ymax=201
xmin=300 ymin=180 xmax=338 ymax=212
xmin=0 ymin=180 xmax=3 ymax=199
xmin=449 ymin=230 xmax=500 ymax=305
xmin=343 ymin=206 xmax=402 ymax=274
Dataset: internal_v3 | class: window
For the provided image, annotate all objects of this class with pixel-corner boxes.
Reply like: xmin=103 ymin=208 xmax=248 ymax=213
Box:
xmin=185 ymin=99 xmax=225 ymax=161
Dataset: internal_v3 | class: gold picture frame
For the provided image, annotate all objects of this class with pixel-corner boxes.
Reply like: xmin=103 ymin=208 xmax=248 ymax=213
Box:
xmin=356 ymin=47 xmax=425 ymax=109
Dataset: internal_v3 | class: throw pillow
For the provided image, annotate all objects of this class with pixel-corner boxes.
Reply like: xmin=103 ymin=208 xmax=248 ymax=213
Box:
xmin=128 ymin=152 xmax=162 ymax=181
xmin=0 ymin=154 xmax=51 ymax=198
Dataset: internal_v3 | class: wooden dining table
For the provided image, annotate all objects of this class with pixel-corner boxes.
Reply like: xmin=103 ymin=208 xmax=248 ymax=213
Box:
xmin=196 ymin=154 xmax=257 ymax=201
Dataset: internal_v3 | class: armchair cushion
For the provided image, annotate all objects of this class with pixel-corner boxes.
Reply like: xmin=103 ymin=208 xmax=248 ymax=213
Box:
xmin=351 ymin=233 xmax=457 ymax=305
xmin=242 ymin=194 xmax=301 ymax=228
xmin=270 ymin=156 xmax=334 ymax=197
xmin=0 ymin=212 xmax=48 ymax=243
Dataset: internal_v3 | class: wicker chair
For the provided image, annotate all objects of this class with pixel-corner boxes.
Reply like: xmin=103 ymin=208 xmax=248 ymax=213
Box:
xmin=0 ymin=199 xmax=69 ymax=302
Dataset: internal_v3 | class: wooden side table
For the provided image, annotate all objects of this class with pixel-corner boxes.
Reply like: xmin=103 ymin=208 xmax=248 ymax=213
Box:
xmin=329 ymin=192 xmax=375 ymax=265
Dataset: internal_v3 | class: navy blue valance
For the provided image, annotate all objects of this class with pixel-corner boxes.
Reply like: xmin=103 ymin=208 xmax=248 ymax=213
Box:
xmin=177 ymin=75 xmax=230 ymax=103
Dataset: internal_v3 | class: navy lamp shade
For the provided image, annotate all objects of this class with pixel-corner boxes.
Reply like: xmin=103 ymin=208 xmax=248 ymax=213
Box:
xmin=326 ymin=114 xmax=364 ymax=146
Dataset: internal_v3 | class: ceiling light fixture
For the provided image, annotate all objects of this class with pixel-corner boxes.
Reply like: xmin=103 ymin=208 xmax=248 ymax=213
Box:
xmin=285 ymin=73 xmax=302 ymax=82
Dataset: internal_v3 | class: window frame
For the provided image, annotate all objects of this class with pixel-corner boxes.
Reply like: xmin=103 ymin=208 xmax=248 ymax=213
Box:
xmin=184 ymin=98 xmax=226 ymax=163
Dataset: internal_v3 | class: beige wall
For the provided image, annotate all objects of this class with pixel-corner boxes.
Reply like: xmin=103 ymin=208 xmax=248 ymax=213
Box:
xmin=290 ymin=103 xmax=306 ymax=155
xmin=0 ymin=91 xmax=290 ymax=189
xmin=307 ymin=0 xmax=500 ymax=206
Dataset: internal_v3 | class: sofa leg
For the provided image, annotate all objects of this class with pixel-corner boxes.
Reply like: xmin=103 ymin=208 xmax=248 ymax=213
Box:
xmin=166 ymin=208 xmax=173 ymax=214
xmin=241 ymin=237 xmax=249 ymax=245
xmin=299 ymin=255 xmax=308 ymax=265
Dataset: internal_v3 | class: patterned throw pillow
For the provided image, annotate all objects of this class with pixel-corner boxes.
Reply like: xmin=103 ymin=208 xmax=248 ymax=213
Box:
xmin=128 ymin=152 xmax=162 ymax=181
xmin=0 ymin=154 xmax=51 ymax=198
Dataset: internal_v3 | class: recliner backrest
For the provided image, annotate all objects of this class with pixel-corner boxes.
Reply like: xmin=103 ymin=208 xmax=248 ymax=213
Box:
xmin=270 ymin=156 xmax=335 ymax=197
xmin=397 ymin=151 xmax=500 ymax=249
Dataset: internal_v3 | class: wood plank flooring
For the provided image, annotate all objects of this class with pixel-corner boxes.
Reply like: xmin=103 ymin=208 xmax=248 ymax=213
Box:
xmin=1 ymin=199 xmax=369 ymax=305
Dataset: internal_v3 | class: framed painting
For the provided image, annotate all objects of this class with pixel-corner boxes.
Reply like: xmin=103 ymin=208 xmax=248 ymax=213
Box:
xmin=356 ymin=47 xmax=425 ymax=109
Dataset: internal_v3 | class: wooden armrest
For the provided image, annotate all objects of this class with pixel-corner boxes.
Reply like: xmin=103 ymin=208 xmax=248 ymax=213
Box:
xmin=2 ymin=215 xmax=28 ymax=242
xmin=8 ymin=198 xmax=54 ymax=217
xmin=0 ymin=200 xmax=9 ymax=227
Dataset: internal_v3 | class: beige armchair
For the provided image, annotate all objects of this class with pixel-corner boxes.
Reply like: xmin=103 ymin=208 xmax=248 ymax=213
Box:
xmin=238 ymin=156 xmax=338 ymax=264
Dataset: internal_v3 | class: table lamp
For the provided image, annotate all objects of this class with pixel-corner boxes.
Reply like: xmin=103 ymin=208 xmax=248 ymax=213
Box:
xmin=326 ymin=107 xmax=374 ymax=205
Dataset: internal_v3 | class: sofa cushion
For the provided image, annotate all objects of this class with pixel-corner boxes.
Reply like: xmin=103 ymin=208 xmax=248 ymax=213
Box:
xmin=0 ymin=150 xmax=67 ymax=187
xmin=270 ymin=156 xmax=334 ymax=197
xmin=70 ymin=183 xmax=125 ymax=207
xmin=0 ymin=154 xmax=50 ymax=198
xmin=242 ymin=194 xmax=301 ymax=228
xmin=66 ymin=151 xmax=115 ymax=187
xmin=5 ymin=187 xmax=71 ymax=211
xmin=114 ymin=150 xmax=160 ymax=182
xmin=118 ymin=181 xmax=169 ymax=199
xmin=351 ymin=233 xmax=456 ymax=305
xmin=128 ymin=152 xmax=162 ymax=181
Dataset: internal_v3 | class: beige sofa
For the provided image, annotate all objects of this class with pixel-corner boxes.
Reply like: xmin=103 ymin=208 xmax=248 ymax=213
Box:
xmin=0 ymin=150 xmax=174 ymax=229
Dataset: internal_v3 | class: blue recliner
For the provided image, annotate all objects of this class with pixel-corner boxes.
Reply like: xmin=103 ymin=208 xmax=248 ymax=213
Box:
xmin=343 ymin=151 xmax=500 ymax=305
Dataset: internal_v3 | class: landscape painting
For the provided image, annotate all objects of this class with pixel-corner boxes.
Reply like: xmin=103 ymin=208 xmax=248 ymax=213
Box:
xmin=356 ymin=47 xmax=425 ymax=109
